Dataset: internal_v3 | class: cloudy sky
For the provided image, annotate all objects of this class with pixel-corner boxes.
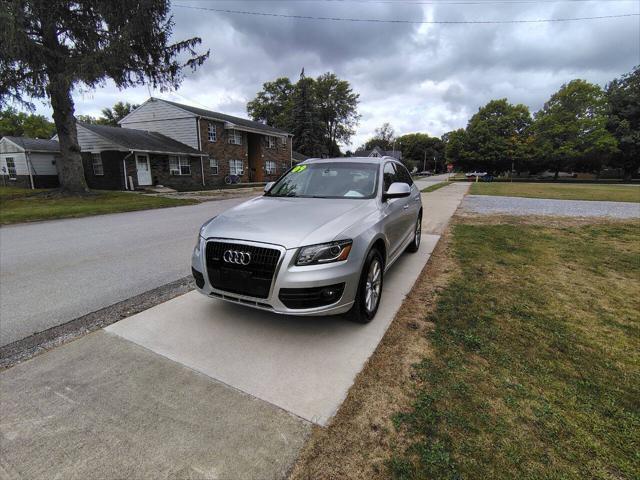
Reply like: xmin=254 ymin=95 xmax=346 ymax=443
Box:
xmin=33 ymin=0 xmax=640 ymax=149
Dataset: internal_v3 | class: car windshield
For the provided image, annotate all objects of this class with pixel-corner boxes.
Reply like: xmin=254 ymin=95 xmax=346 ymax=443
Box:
xmin=267 ymin=162 xmax=379 ymax=199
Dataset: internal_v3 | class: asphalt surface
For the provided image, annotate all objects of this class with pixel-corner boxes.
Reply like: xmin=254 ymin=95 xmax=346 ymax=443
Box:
xmin=0 ymin=197 xmax=250 ymax=347
xmin=461 ymin=195 xmax=640 ymax=218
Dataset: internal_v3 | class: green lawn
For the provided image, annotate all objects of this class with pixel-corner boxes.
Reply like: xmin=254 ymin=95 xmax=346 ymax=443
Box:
xmin=421 ymin=182 xmax=452 ymax=193
xmin=391 ymin=218 xmax=639 ymax=479
xmin=0 ymin=187 xmax=198 ymax=225
xmin=470 ymin=182 xmax=640 ymax=202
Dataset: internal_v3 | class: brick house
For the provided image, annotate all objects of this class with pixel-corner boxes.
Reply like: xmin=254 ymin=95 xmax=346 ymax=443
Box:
xmin=0 ymin=136 xmax=60 ymax=188
xmin=119 ymin=98 xmax=293 ymax=187
xmin=74 ymin=122 xmax=208 ymax=191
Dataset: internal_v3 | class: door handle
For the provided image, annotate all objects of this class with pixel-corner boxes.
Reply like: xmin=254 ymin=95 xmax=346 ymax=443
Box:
xmin=403 ymin=204 xmax=409 ymax=210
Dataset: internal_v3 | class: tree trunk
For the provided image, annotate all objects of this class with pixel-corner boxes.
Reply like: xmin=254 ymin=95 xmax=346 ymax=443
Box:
xmin=47 ymin=76 xmax=89 ymax=193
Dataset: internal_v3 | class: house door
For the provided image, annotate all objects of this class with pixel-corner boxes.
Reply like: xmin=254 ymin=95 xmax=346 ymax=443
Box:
xmin=136 ymin=154 xmax=152 ymax=186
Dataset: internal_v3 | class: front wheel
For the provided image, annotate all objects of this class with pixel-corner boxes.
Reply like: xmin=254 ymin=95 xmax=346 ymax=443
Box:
xmin=347 ymin=248 xmax=384 ymax=324
xmin=406 ymin=214 xmax=422 ymax=253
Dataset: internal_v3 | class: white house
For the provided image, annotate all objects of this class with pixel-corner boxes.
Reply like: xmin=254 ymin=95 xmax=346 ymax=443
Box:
xmin=0 ymin=136 xmax=60 ymax=189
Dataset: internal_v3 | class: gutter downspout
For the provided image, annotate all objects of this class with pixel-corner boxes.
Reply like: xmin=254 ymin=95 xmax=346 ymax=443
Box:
xmin=290 ymin=136 xmax=293 ymax=167
xmin=122 ymin=151 xmax=134 ymax=190
xmin=196 ymin=117 xmax=205 ymax=187
xmin=25 ymin=151 xmax=35 ymax=189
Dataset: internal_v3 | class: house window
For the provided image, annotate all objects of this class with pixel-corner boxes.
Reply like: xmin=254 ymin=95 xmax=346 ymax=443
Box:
xmin=207 ymin=123 xmax=217 ymax=142
xmin=281 ymin=136 xmax=287 ymax=147
xmin=210 ymin=157 xmax=219 ymax=175
xmin=265 ymin=160 xmax=276 ymax=175
xmin=91 ymin=153 xmax=104 ymax=176
xmin=229 ymin=159 xmax=244 ymax=176
xmin=5 ymin=157 xmax=17 ymax=179
xmin=267 ymin=136 xmax=276 ymax=149
xmin=169 ymin=155 xmax=191 ymax=175
xmin=228 ymin=129 xmax=242 ymax=145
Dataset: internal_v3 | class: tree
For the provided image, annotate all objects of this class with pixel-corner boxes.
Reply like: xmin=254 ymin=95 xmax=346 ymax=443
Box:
xmin=247 ymin=77 xmax=294 ymax=131
xmin=0 ymin=0 xmax=208 ymax=193
xmin=363 ymin=123 xmax=396 ymax=151
xmin=291 ymin=72 xmax=324 ymax=157
xmin=314 ymin=73 xmax=360 ymax=157
xmin=442 ymin=129 xmax=467 ymax=168
xmin=75 ymin=114 xmax=99 ymax=125
xmin=534 ymin=80 xmax=617 ymax=178
xmin=100 ymin=101 xmax=139 ymax=126
xmin=462 ymin=99 xmax=533 ymax=174
xmin=397 ymin=132 xmax=444 ymax=172
xmin=606 ymin=66 xmax=640 ymax=181
xmin=0 ymin=107 xmax=55 ymax=138
xmin=247 ymin=72 xmax=360 ymax=156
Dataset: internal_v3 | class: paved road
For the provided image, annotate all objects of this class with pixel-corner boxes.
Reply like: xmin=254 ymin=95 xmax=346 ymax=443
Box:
xmin=414 ymin=173 xmax=452 ymax=191
xmin=0 ymin=197 xmax=251 ymax=346
xmin=461 ymin=195 xmax=640 ymax=218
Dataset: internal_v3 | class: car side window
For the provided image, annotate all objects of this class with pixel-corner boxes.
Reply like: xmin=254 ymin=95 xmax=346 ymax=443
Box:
xmin=383 ymin=162 xmax=398 ymax=192
xmin=395 ymin=163 xmax=414 ymax=186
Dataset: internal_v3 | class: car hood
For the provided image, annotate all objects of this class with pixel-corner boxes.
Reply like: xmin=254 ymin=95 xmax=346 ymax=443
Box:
xmin=202 ymin=196 xmax=375 ymax=249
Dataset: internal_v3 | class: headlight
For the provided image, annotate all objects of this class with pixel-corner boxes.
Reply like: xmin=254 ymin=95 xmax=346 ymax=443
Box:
xmin=296 ymin=240 xmax=352 ymax=266
xmin=195 ymin=217 xmax=216 ymax=253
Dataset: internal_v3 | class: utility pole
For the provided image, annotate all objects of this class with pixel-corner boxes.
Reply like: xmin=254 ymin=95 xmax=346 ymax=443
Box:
xmin=423 ymin=151 xmax=426 ymax=172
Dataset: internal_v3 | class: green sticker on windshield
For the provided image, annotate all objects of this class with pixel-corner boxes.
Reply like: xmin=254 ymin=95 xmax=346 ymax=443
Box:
xmin=291 ymin=165 xmax=307 ymax=173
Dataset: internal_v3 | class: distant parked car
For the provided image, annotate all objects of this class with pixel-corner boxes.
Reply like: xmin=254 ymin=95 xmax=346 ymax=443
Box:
xmin=465 ymin=171 xmax=487 ymax=180
xmin=537 ymin=170 xmax=577 ymax=179
xmin=417 ymin=171 xmax=432 ymax=176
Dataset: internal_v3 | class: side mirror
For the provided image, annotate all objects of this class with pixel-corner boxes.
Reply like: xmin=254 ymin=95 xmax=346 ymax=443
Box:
xmin=264 ymin=181 xmax=275 ymax=193
xmin=383 ymin=182 xmax=411 ymax=201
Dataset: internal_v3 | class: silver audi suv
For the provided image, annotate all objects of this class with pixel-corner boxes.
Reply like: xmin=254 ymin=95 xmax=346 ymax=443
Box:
xmin=192 ymin=156 xmax=422 ymax=323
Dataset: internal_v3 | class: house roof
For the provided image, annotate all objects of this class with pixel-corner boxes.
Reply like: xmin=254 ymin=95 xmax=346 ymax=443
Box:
xmin=79 ymin=123 xmax=205 ymax=156
xmin=1 ymin=136 xmax=59 ymax=153
xmin=152 ymin=98 xmax=291 ymax=137
xmin=291 ymin=150 xmax=309 ymax=162
xmin=353 ymin=146 xmax=402 ymax=160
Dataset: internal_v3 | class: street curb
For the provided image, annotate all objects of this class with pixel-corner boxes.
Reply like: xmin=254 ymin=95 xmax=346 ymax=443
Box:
xmin=0 ymin=276 xmax=195 ymax=370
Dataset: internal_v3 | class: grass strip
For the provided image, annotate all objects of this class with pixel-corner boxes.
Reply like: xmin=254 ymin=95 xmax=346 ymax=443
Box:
xmin=0 ymin=188 xmax=198 ymax=225
xmin=390 ymin=218 xmax=640 ymax=479
xmin=421 ymin=182 xmax=452 ymax=193
xmin=470 ymin=182 xmax=640 ymax=202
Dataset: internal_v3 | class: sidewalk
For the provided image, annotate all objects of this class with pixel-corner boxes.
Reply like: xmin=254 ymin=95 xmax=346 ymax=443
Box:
xmin=0 ymin=183 xmax=469 ymax=479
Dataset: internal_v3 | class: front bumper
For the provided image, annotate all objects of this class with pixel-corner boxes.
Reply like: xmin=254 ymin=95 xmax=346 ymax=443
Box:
xmin=191 ymin=237 xmax=361 ymax=316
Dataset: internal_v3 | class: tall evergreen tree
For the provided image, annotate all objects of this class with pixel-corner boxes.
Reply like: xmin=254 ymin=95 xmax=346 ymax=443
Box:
xmin=0 ymin=0 xmax=208 ymax=193
xmin=291 ymin=72 xmax=324 ymax=157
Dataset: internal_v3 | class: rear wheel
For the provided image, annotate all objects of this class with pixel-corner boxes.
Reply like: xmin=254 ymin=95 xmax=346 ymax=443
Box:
xmin=347 ymin=248 xmax=384 ymax=324
xmin=407 ymin=214 xmax=422 ymax=253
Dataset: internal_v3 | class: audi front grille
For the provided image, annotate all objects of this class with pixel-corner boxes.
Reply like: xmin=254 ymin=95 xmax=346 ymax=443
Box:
xmin=205 ymin=241 xmax=281 ymax=299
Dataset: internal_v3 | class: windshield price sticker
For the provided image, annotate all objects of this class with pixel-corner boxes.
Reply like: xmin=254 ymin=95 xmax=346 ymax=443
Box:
xmin=291 ymin=165 xmax=307 ymax=173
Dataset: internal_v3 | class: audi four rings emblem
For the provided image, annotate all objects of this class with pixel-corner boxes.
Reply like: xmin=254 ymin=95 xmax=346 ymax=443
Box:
xmin=223 ymin=250 xmax=252 ymax=265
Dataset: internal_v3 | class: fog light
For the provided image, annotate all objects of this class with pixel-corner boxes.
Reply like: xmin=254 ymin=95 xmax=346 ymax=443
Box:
xmin=321 ymin=287 xmax=339 ymax=300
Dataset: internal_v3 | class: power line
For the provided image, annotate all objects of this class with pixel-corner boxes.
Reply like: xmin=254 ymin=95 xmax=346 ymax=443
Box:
xmin=173 ymin=4 xmax=639 ymax=24
xmin=192 ymin=0 xmax=638 ymax=3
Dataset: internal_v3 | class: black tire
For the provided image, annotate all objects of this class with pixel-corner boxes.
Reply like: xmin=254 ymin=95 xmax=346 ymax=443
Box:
xmin=406 ymin=213 xmax=422 ymax=253
xmin=347 ymin=248 xmax=384 ymax=324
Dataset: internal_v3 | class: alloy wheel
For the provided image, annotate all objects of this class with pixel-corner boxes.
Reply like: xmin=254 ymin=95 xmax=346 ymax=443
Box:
xmin=365 ymin=258 xmax=382 ymax=313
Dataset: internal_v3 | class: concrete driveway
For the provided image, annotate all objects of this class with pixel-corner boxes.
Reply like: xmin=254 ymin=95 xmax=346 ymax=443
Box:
xmin=0 ymin=196 xmax=251 ymax=347
xmin=0 ymin=184 xmax=470 ymax=479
